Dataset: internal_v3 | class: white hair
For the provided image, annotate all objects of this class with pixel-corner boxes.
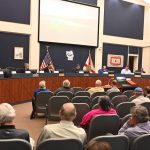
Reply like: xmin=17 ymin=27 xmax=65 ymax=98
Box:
xmin=63 ymin=79 xmax=70 ymax=88
xmin=39 ymin=80 xmax=46 ymax=89
xmin=0 ymin=103 xmax=16 ymax=124
xmin=95 ymin=80 xmax=102 ymax=87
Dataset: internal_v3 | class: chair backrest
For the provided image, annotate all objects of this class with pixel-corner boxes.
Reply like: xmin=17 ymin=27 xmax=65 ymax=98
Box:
xmin=72 ymin=96 xmax=91 ymax=105
xmin=111 ymin=95 xmax=129 ymax=108
xmin=71 ymin=87 xmax=83 ymax=94
xmin=36 ymin=91 xmax=54 ymax=113
xmin=116 ymin=102 xmax=135 ymax=118
xmin=107 ymin=91 xmax=121 ymax=100
xmin=0 ymin=139 xmax=31 ymax=150
xmin=130 ymin=134 xmax=150 ymax=150
xmin=56 ymin=91 xmax=73 ymax=100
xmin=129 ymin=95 xmax=136 ymax=101
xmin=73 ymin=103 xmax=90 ymax=126
xmin=90 ymin=96 xmax=100 ymax=108
xmin=75 ymin=91 xmax=90 ymax=97
xmin=92 ymin=135 xmax=129 ymax=150
xmin=90 ymin=92 xmax=106 ymax=100
xmin=85 ymin=87 xmax=91 ymax=91
xmin=141 ymin=102 xmax=150 ymax=116
xmin=36 ymin=138 xmax=83 ymax=150
xmin=88 ymin=114 xmax=120 ymax=141
xmin=120 ymin=114 xmax=132 ymax=128
xmin=46 ymin=96 xmax=69 ymax=121
xmin=122 ymin=90 xmax=134 ymax=98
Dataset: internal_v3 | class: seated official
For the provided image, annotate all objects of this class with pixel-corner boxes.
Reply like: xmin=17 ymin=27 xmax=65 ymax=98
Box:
xmin=132 ymin=87 xmax=150 ymax=105
xmin=80 ymin=96 xmax=117 ymax=129
xmin=88 ymin=80 xmax=105 ymax=96
xmin=86 ymin=140 xmax=111 ymax=150
xmin=55 ymin=79 xmax=74 ymax=95
xmin=43 ymin=64 xmax=55 ymax=73
xmin=72 ymin=64 xmax=81 ymax=73
xmin=106 ymin=80 xmax=120 ymax=95
xmin=121 ymin=65 xmax=132 ymax=74
xmin=24 ymin=63 xmax=29 ymax=72
xmin=30 ymin=80 xmax=50 ymax=119
xmin=0 ymin=103 xmax=31 ymax=142
xmin=98 ymin=66 xmax=108 ymax=75
xmin=118 ymin=105 xmax=150 ymax=142
xmin=37 ymin=103 xmax=87 ymax=145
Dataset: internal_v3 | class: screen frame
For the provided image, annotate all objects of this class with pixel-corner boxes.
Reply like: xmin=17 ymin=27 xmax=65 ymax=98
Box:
xmin=38 ymin=0 xmax=100 ymax=47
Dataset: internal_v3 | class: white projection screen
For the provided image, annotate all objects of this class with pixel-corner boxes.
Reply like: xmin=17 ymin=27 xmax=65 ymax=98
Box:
xmin=39 ymin=0 xmax=99 ymax=47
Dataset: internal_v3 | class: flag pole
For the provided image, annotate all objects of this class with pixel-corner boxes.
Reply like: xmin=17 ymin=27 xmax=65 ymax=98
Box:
xmin=46 ymin=46 xmax=50 ymax=52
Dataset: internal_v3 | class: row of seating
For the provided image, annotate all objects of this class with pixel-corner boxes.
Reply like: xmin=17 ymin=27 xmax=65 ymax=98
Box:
xmin=1 ymin=134 xmax=150 ymax=150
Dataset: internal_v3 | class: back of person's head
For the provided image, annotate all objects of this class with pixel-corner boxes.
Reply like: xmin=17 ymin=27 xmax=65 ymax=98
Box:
xmin=63 ymin=79 xmax=70 ymax=88
xmin=99 ymin=96 xmax=111 ymax=111
xmin=134 ymin=87 xmax=143 ymax=96
xmin=39 ymin=80 xmax=46 ymax=89
xmin=111 ymin=80 xmax=117 ymax=86
xmin=86 ymin=140 xmax=111 ymax=150
xmin=95 ymin=80 xmax=102 ymax=87
xmin=145 ymin=86 xmax=150 ymax=94
xmin=131 ymin=105 xmax=149 ymax=123
xmin=59 ymin=103 xmax=77 ymax=121
xmin=0 ymin=103 xmax=16 ymax=124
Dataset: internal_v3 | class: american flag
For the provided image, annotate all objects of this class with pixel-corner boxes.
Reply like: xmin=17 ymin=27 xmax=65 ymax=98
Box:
xmin=40 ymin=51 xmax=55 ymax=70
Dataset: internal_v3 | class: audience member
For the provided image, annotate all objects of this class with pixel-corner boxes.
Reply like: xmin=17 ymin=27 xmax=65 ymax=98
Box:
xmin=106 ymin=80 xmax=120 ymax=95
xmin=118 ymin=105 xmax=150 ymax=142
xmin=43 ymin=63 xmax=55 ymax=73
xmin=88 ymin=80 xmax=105 ymax=96
xmin=98 ymin=66 xmax=108 ymax=75
xmin=0 ymin=103 xmax=30 ymax=142
xmin=144 ymin=86 xmax=150 ymax=97
xmin=121 ymin=65 xmax=132 ymax=74
xmin=80 ymin=96 xmax=117 ymax=129
xmin=55 ymin=79 xmax=74 ymax=95
xmin=30 ymin=80 xmax=50 ymax=119
xmin=86 ymin=140 xmax=111 ymax=150
xmin=37 ymin=103 xmax=87 ymax=145
xmin=132 ymin=87 xmax=150 ymax=105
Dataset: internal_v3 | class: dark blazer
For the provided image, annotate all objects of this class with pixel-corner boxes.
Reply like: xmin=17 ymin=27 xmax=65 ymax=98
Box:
xmin=0 ymin=125 xmax=30 ymax=142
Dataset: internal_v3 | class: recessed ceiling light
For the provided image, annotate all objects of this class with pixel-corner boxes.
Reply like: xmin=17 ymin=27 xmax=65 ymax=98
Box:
xmin=144 ymin=0 xmax=150 ymax=4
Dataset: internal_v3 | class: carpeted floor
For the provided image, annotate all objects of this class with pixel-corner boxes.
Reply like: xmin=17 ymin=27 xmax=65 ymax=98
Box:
xmin=13 ymin=102 xmax=57 ymax=143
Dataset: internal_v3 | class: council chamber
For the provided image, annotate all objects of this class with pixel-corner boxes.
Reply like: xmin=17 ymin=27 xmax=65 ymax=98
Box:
xmin=0 ymin=0 xmax=150 ymax=150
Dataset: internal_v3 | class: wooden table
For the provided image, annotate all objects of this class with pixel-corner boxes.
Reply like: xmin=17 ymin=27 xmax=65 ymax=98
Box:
xmin=0 ymin=73 xmax=150 ymax=104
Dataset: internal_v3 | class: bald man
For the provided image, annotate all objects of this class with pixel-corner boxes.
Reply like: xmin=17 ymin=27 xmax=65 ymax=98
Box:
xmin=54 ymin=79 xmax=74 ymax=95
xmin=37 ymin=103 xmax=87 ymax=145
xmin=88 ymin=80 xmax=105 ymax=95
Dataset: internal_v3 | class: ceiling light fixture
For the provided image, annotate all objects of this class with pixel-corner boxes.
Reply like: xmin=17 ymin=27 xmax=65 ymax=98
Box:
xmin=144 ymin=0 xmax=150 ymax=4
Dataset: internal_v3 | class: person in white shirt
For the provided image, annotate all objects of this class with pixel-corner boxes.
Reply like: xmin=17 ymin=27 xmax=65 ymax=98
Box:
xmin=88 ymin=80 xmax=105 ymax=96
xmin=132 ymin=87 xmax=150 ymax=105
xmin=37 ymin=103 xmax=87 ymax=145
xmin=121 ymin=65 xmax=132 ymax=74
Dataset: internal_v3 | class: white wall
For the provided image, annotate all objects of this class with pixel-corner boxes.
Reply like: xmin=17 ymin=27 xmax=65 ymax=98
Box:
xmin=96 ymin=0 xmax=150 ymax=73
xmin=0 ymin=0 xmax=150 ymax=72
